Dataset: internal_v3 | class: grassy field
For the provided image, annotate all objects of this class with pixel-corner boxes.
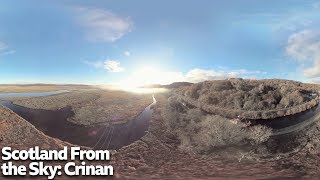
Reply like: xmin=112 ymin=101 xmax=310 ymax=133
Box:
xmin=0 ymin=84 xmax=93 ymax=93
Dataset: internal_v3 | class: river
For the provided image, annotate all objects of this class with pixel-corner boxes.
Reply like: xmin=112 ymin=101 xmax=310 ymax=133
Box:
xmin=0 ymin=91 xmax=156 ymax=150
xmin=1 ymin=90 xmax=319 ymax=151
xmin=0 ymin=90 xmax=70 ymax=98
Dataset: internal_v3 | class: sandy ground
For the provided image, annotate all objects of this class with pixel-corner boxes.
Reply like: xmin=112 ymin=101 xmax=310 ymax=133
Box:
xmin=1 ymin=89 xmax=152 ymax=126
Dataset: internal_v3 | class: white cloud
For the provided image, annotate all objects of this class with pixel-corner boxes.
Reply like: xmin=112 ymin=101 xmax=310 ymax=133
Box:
xmin=85 ymin=59 xmax=124 ymax=73
xmin=185 ymin=69 xmax=225 ymax=82
xmin=286 ymin=29 xmax=320 ymax=78
xmin=309 ymin=77 xmax=320 ymax=84
xmin=124 ymin=51 xmax=131 ymax=56
xmin=104 ymin=60 xmax=124 ymax=72
xmin=118 ymin=67 xmax=266 ymax=87
xmin=74 ymin=7 xmax=133 ymax=42
xmin=184 ymin=69 xmax=265 ymax=83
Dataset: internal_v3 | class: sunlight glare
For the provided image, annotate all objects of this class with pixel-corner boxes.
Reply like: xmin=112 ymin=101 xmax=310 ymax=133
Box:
xmin=119 ymin=66 xmax=184 ymax=88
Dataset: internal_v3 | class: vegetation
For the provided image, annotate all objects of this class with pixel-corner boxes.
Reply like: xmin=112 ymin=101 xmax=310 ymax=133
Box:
xmin=1 ymin=89 xmax=152 ymax=126
xmin=1 ymin=81 xmax=319 ymax=178
xmin=162 ymin=95 xmax=272 ymax=154
xmin=174 ymin=78 xmax=319 ymax=119
xmin=161 ymin=79 xmax=319 ymax=156
xmin=0 ymin=105 xmax=71 ymax=149
xmin=0 ymin=84 xmax=92 ymax=93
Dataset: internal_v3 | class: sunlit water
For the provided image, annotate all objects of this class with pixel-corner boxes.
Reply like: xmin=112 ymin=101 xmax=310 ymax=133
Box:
xmin=0 ymin=90 xmax=69 ymax=98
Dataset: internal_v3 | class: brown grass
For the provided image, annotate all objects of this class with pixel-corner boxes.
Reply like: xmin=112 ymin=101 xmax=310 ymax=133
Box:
xmin=175 ymin=79 xmax=320 ymax=119
xmin=2 ymin=89 xmax=154 ymax=126
xmin=0 ymin=85 xmax=93 ymax=93
xmin=0 ymin=105 xmax=71 ymax=149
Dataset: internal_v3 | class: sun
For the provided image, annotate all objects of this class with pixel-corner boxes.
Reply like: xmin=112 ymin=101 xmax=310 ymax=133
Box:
xmin=112 ymin=66 xmax=181 ymax=93
xmin=119 ymin=66 xmax=157 ymax=87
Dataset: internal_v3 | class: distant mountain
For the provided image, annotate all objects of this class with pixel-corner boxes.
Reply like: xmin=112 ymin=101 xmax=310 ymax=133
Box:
xmin=142 ymin=82 xmax=193 ymax=89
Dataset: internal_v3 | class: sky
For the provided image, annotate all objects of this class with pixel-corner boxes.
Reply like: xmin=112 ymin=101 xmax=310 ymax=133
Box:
xmin=1 ymin=0 xmax=320 ymax=86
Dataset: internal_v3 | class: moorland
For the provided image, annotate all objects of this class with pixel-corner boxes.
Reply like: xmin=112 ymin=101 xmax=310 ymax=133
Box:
xmin=1 ymin=79 xmax=320 ymax=179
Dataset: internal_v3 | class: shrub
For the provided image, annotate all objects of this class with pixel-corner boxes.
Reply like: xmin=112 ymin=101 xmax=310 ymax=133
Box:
xmin=162 ymin=96 xmax=272 ymax=154
xmin=174 ymin=79 xmax=319 ymax=119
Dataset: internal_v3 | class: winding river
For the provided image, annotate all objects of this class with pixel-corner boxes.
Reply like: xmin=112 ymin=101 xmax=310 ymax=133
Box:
xmin=0 ymin=91 xmax=156 ymax=150
xmin=253 ymin=104 xmax=320 ymax=136
xmin=0 ymin=90 xmax=319 ymax=152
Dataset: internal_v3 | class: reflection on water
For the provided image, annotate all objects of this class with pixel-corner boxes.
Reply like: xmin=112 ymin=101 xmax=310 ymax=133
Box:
xmin=1 ymin=90 xmax=319 ymax=152
xmin=253 ymin=105 xmax=320 ymax=134
xmin=0 ymin=99 xmax=155 ymax=150
xmin=252 ymin=105 xmax=320 ymax=153
xmin=0 ymin=90 xmax=69 ymax=98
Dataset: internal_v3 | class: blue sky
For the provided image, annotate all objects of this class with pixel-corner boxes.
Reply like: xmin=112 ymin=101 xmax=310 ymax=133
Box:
xmin=1 ymin=0 xmax=320 ymax=85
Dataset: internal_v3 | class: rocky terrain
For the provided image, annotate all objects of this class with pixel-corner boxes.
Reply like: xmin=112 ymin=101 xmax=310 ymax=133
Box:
xmin=1 ymin=89 xmax=152 ymax=126
xmin=174 ymin=78 xmax=319 ymax=119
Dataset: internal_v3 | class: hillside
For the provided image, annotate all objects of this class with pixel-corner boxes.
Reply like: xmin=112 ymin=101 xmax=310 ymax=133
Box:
xmin=173 ymin=78 xmax=319 ymax=119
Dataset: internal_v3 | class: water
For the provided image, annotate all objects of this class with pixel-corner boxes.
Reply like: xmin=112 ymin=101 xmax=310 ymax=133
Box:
xmin=252 ymin=105 xmax=320 ymax=135
xmin=0 ymin=96 xmax=156 ymax=150
xmin=0 ymin=90 xmax=69 ymax=98
xmin=1 ymin=89 xmax=318 ymax=151
xmin=250 ymin=105 xmax=320 ymax=153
